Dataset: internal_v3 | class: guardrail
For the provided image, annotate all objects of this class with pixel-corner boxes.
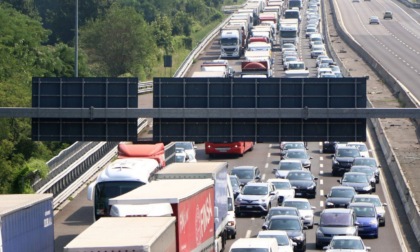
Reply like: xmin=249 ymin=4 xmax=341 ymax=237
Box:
xmin=328 ymin=0 xmax=420 ymax=246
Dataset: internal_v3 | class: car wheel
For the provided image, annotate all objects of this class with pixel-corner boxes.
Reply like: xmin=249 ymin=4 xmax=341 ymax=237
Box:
xmin=381 ymin=220 xmax=386 ymax=227
xmin=332 ymin=170 xmax=338 ymax=176
xmin=235 ymin=211 xmax=242 ymax=217
xmin=315 ymin=241 xmax=323 ymax=249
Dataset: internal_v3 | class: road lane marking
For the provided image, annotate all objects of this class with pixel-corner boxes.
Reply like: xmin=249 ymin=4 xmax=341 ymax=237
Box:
xmin=320 ymin=189 xmax=324 ymax=196
xmin=267 ymin=152 xmax=271 ymax=158
xmin=320 ymin=170 xmax=324 ymax=175
xmin=262 ymin=174 xmax=266 ymax=181
xmin=245 ymin=230 xmax=252 ymax=238
xmin=320 ymin=179 xmax=323 ymax=185
xmin=265 ymin=163 xmax=269 ymax=169
xmin=320 ymin=157 xmax=323 ymax=161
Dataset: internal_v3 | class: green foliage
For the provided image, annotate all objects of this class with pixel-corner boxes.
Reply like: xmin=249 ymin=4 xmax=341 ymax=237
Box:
xmin=81 ymin=3 xmax=158 ymax=78
xmin=13 ymin=158 xmax=49 ymax=193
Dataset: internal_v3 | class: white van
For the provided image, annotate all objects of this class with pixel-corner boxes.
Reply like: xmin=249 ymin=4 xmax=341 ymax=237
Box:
xmin=229 ymin=238 xmax=278 ymax=252
xmin=226 ymin=174 xmax=237 ymax=239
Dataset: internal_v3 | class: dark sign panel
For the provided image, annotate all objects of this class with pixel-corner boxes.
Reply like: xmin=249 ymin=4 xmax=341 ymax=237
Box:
xmin=153 ymin=77 xmax=367 ymax=142
xmin=32 ymin=77 xmax=138 ymax=141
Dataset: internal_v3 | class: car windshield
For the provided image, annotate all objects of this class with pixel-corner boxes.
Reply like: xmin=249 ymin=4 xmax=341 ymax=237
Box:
xmin=258 ymin=234 xmax=290 ymax=246
xmin=351 ymin=206 xmax=376 ymax=217
xmin=287 ymin=172 xmax=312 ymax=181
xmin=330 ymin=189 xmax=355 ymax=198
xmin=267 ymin=209 xmax=298 ymax=219
xmin=348 ymin=144 xmax=368 ymax=152
xmin=232 ymin=169 xmax=253 ymax=179
xmin=337 ymin=148 xmax=360 ymax=157
xmin=269 ymin=218 xmax=301 ymax=230
xmin=243 ymin=186 xmax=268 ymax=195
xmin=272 ymin=181 xmax=291 ymax=189
xmin=231 ymin=249 xmax=269 ymax=252
xmin=230 ymin=176 xmax=240 ymax=188
xmin=330 ymin=239 xmax=364 ymax=250
xmin=351 ymin=168 xmax=374 ymax=176
xmin=343 ymin=174 xmax=368 ymax=183
xmin=175 ymin=142 xmax=193 ymax=150
xmin=320 ymin=213 xmax=352 ymax=226
xmin=279 ymin=162 xmax=302 ymax=170
xmin=286 ymin=151 xmax=307 ymax=159
xmin=283 ymin=201 xmax=310 ymax=210
xmin=283 ymin=142 xmax=305 ymax=150
xmin=354 ymin=197 xmax=381 ymax=207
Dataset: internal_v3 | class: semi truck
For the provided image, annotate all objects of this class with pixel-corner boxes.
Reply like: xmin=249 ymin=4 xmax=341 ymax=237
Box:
xmin=191 ymin=71 xmax=227 ymax=78
xmin=64 ymin=217 xmax=177 ymax=252
xmin=118 ymin=142 xmax=166 ymax=167
xmin=220 ymin=26 xmax=246 ymax=58
xmin=284 ymin=61 xmax=310 ymax=78
xmin=87 ymin=157 xmax=161 ymax=220
xmin=288 ymin=0 xmax=303 ymax=9
xmin=0 ymin=194 xmax=54 ymax=252
xmin=241 ymin=60 xmax=273 ymax=78
xmin=279 ymin=18 xmax=299 ymax=45
xmin=200 ymin=60 xmax=235 ymax=78
xmin=109 ymin=179 xmax=216 ymax=252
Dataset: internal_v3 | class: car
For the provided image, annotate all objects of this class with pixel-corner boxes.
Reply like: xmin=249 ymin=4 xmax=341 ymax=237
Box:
xmin=330 ymin=65 xmax=342 ymax=77
xmin=322 ymin=141 xmax=339 ymax=153
xmin=229 ymin=175 xmax=241 ymax=199
xmin=324 ymin=186 xmax=357 ymax=208
xmin=347 ymin=142 xmax=370 ymax=157
xmin=282 ymin=149 xmax=312 ymax=170
xmin=319 ymin=57 xmax=335 ymax=66
xmin=282 ymin=51 xmax=298 ymax=64
xmin=262 ymin=215 xmax=307 ymax=252
xmin=338 ymin=172 xmax=374 ymax=194
xmin=226 ymin=194 xmax=237 ymax=239
xmin=352 ymin=157 xmax=381 ymax=183
xmin=305 ymin=27 xmax=317 ymax=38
xmin=369 ymin=16 xmax=380 ymax=24
xmin=231 ymin=166 xmax=262 ymax=186
xmin=286 ymin=170 xmax=318 ymax=198
xmin=331 ymin=146 xmax=361 ymax=176
xmin=347 ymin=202 xmax=379 ymax=238
xmin=317 ymin=67 xmax=334 ymax=78
xmin=352 ymin=194 xmax=387 ymax=226
xmin=316 ymin=54 xmax=329 ymax=67
xmin=281 ymin=43 xmax=297 ymax=52
xmin=257 ymin=230 xmax=296 ymax=252
xmin=275 ymin=159 xmax=304 ymax=178
xmin=315 ymin=208 xmax=359 ymax=249
xmin=267 ymin=178 xmax=295 ymax=205
xmin=175 ymin=147 xmax=188 ymax=163
xmin=229 ymin=238 xmax=278 ymax=252
xmin=309 ymin=33 xmax=324 ymax=48
xmin=234 ymin=182 xmax=278 ymax=216
xmin=323 ymin=236 xmax=371 ymax=252
xmin=261 ymin=206 xmax=303 ymax=229
xmin=349 ymin=165 xmax=376 ymax=192
xmin=384 ymin=11 xmax=393 ymax=19
xmin=283 ymin=55 xmax=300 ymax=70
xmin=311 ymin=48 xmax=326 ymax=59
xmin=282 ymin=198 xmax=316 ymax=228
xmin=280 ymin=141 xmax=307 ymax=157
xmin=174 ymin=141 xmax=197 ymax=161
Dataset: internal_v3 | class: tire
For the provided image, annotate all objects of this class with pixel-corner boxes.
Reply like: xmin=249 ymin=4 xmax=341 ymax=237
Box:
xmin=315 ymin=241 xmax=323 ymax=249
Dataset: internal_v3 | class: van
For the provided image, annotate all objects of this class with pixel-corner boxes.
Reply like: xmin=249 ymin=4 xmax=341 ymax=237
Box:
xmin=226 ymin=174 xmax=237 ymax=239
xmin=229 ymin=238 xmax=278 ymax=252
xmin=315 ymin=208 xmax=358 ymax=249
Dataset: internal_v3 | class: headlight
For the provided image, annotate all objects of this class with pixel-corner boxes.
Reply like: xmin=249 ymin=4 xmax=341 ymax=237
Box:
xmin=326 ymin=202 xmax=334 ymax=206
xmin=333 ymin=160 xmax=338 ymax=165
xmin=363 ymin=186 xmax=372 ymax=191
xmin=369 ymin=219 xmax=378 ymax=225
xmin=307 ymin=184 xmax=315 ymax=190
xmin=293 ymin=234 xmax=304 ymax=241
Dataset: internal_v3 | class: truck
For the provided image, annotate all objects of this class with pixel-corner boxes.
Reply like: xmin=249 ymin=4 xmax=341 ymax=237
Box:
xmin=191 ymin=71 xmax=227 ymax=78
xmin=258 ymin=12 xmax=278 ymax=34
xmin=284 ymin=61 xmax=310 ymax=78
xmin=200 ymin=60 xmax=235 ymax=78
xmin=87 ymin=157 xmax=161 ymax=220
xmin=118 ymin=142 xmax=166 ymax=167
xmin=64 ymin=217 xmax=177 ymax=252
xmin=220 ymin=26 xmax=246 ymax=58
xmin=284 ymin=9 xmax=301 ymax=23
xmin=205 ymin=141 xmax=255 ymax=156
xmin=154 ymin=162 xmax=229 ymax=250
xmin=0 ymin=194 xmax=54 ymax=252
xmin=109 ymin=179 xmax=216 ymax=252
xmin=288 ymin=0 xmax=303 ymax=9
xmin=279 ymin=18 xmax=299 ymax=45
xmin=241 ymin=60 xmax=273 ymax=78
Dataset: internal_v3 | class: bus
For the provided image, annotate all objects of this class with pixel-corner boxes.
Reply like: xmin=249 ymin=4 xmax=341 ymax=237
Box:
xmin=205 ymin=141 xmax=254 ymax=157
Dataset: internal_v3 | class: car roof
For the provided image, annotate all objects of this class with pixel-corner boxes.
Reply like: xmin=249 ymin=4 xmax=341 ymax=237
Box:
xmin=246 ymin=182 xmax=269 ymax=187
xmin=283 ymin=198 xmax=309 ymax=203
xmin=280 ymin=159 xmax=302 ymax=163
xmin=258 ymin=230 xmax=288 ymax=236
xmin=270 ymin=206 xmax=299 ymax=211
xmin=330 ymin=185 xmax=355 ymax=190
xmin=270 ymin=215 xmax=301 ymax=220
xmin=233 ymin=166 xmax=257 ymax=170
xmin=230 ymin=238 xmax=278 ymax=248
xmin=267 ymin=178 xmax=291 ymax=183
xmin=348 ymin=202 xmax=375 ymax=207
xmin=331 ymin=235 xmax=362 ymax=241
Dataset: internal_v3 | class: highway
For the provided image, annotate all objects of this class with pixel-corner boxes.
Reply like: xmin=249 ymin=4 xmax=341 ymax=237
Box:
xmin=53 ymin=0 xmax=420 ymax=251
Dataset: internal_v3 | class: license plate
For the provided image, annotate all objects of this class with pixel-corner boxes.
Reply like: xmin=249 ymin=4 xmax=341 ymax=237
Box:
xmin=295 ymin=192 xmax=302 ymax=196
xmin=246 ymin=206 xmax=253 ymax=208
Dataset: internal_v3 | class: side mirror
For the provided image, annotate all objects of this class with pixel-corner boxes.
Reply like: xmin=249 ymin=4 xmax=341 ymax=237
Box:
xmin=337 ymin=179 xmax=341 ymax=183
xmin=366 ymin=246 xmax=371 ymax=251
xmin=262 ymin=225 xmax=268 ymax=230
xmin=314 ymin=177 xmax=319 ymax=180
xmin=383 ymin=203 xmax=388 ymax=206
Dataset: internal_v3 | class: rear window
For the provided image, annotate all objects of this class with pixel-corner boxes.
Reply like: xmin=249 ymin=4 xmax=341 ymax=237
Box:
xmin=320 ymin=212 xmax=352 ymax=226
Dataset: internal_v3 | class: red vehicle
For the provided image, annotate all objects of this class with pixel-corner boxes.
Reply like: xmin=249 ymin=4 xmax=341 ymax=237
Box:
xmin=205 ymin=141 xmax=254 ymax=157
xmin=118 ymin=142 xmax=166 ymax=167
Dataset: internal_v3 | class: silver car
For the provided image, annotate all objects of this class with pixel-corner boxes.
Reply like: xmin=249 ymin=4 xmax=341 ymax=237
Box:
xmin=234 ymin=182 xmax=278 ymax=216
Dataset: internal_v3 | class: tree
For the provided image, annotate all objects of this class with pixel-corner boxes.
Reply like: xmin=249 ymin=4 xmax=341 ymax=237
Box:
xmin=81 ymin=4 xmax=158 ymax=78
xmin=151 ymin=15 xmax=173 ymax=54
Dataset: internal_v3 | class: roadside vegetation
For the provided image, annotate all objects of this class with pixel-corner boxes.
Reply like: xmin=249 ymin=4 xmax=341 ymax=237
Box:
xmin=0 ymin=0 xmax=227 ymax=193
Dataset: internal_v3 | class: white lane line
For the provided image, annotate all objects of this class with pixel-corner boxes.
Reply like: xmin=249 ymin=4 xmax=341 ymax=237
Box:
xmin=320 ymin=157 xmax=324 ymax=161
xmin=320 ymin=189 xmax=324 ymax=196
xmin=265 ymin=163 xmax=269 ymax=169
xmin=320 ymin=179 xmax=324 ymax=185
xmin=320 ymin=163 xmax=324 ymax=169
xmin=262 ymin=174 xmax=266 ymax=181
xmin=245 ymin=230 xmax=252 ymax=238
xmin=320 ymin=201 xmax=324 ymax=208
xmin=267 ymin=153 xmax=271 ymax=158
xmin=320 ymin=170 xmax=324 ymax=175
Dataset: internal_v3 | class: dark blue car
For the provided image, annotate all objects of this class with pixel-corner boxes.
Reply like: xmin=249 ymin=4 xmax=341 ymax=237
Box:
xmin=348 ymin=202 xmax=379 ymax=238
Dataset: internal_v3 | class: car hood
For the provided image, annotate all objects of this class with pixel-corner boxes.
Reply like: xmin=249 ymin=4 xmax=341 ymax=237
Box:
xmin=298 ymin=209 xmax=313 ymax=217
xmin=276 ymin=170 xmax=290 ymax=178
xmin=341 ymin=182 xmax=369 ymax=188
xmin=285 ymin=230 xmax=304 ymax=238
xmin=357 ymin=216 xmax=377 ymax=225
xmin=326 ymin=249 xmax=367 ymax=252
xmin=335 ymin=157 xmax=355 ymax=162
xmin=289 ymin=180 xmax=315 ymax=188
xmin=318 ymin=226 xmax=357 ymax=235
xmin=237 ymin=194 xmax=268 ymax=201
xmin=276 ymin=189 xmax=295 ymax=197
xmin=238 ymin=178 xmax=254 ymax=185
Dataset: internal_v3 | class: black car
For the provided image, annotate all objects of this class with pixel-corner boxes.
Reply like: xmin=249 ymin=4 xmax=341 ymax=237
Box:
xmin=324 ymin=186 xmax=356 ymax=208
xmin=338 ymin=172 xmax=373 ymax=194
xmin=286 ymin=170 xmax=318 ymax=198
xmin=331 ymin=146 xmax=361 ymax=176
xmin=349 ymin=165 xmax=376 ymax=192
xmin=262 ymin=215 xmax=307 ymax=252
xmin=261 ymin=206 xmax=303 ymax=230
xmin=322 ymin=141 xmax=338 ymax=153
xmin=231 ymin=166 xmax=261 ymax=186
xmin=352 ymin=157 xmax=381 ymax=183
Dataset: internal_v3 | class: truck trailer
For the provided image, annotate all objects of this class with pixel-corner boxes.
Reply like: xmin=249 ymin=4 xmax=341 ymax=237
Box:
xmin=109 ymin=179 xmax=216 ymax=252
xmin=0 ymin=194 xmax=54 ymax=252
xmin=64 ymin=217 xmax=177 ymax=252
xmin=154 ymin=162 xmax=230 ymax=251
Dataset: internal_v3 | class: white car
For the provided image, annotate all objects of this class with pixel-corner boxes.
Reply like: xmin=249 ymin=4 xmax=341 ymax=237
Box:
xmin=324 ymin=236 xmax=370 ymax=252
xmin=282 ymin=198 xmax=316 ymax=228
xmin=174 ymin=142 xmax=197 ymax=162
xmin=275 ymin=159 xmax=304 ymax=178
xmin=257 ymin=230 xmax=296 ymax=252
xmin=267 ymin=178 xmax=295 ymax=205
xmin=281 ymin=43 xmax=297 ymax=52
xmin=347 ymin=142 xmax=370 ymax=157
